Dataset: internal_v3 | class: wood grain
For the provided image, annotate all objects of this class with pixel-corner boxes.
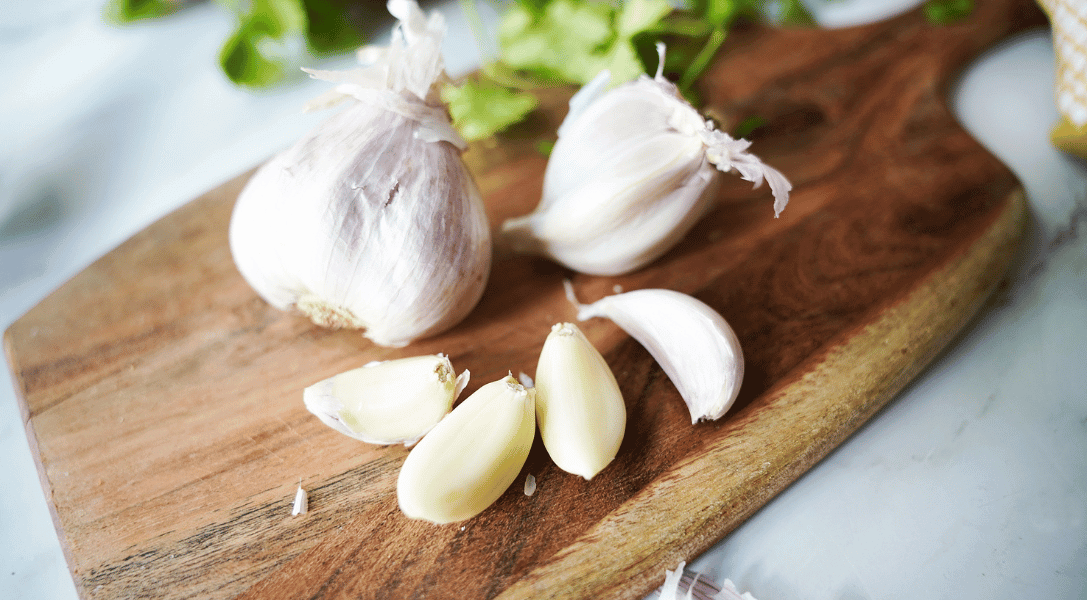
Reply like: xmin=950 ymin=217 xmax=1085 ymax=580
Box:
xmin=4 ymin=1 xmax=1043 ymax=598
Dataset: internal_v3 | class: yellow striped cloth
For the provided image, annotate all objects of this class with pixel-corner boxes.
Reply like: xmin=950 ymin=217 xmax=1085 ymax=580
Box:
xmin=1039 ymin=0 xmax=1087 ymax=158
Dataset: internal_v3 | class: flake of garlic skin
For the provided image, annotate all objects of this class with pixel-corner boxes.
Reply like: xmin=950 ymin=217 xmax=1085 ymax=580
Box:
xmin=523 ymin=474 xmax=536 ymax=497
xmin=501 ymin=44 xmax=790 ymax=276
xmin=303 ymin=354 xmax=468 ymax=446
xmin=534 ymin=323 xmax=626 ymax=480
xmin=229 ymin=0 xmax=491 ymax=348
xmin=517 ymin=371 xmax=534 ymax=388
xmin=658 ymin=561 xmax=687 ymax=600
xmin=658 ymin=561 xmax=760 ymax=600
xmin=567 ymin=283 xmax=743 ymax=423
xmin=291 ymin=483 xmax=308 ymax=516
xmin=396 ymin=375 xmax=535 ymax=524
xmin=717 ymin=580 xmax=759 ymax=600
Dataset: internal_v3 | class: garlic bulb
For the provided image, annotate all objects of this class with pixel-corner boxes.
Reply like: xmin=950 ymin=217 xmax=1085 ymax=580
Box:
xmin=303 ymin=354 xmax=469 ymax=446
xmin=397 ymin=374 xmax=536 ymax=524
xmin=566 ymin=282 xmax=743 ymax=423
xmin=502 ymin=44 xmax=791 ymax=276
xmin=229 ymin=0 xmax=491 ymax=347
xmin=534 ymin=322 xmax=626 ymax=480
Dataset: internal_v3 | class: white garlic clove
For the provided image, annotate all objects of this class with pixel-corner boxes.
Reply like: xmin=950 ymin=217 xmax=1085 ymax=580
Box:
xmin=534 ymin=322 xmax=626 ymax=480
xmin=396 ymin=375 xmax=536 ymax=524
xmin=501 ymin=44 xmax=790 ymax=276
xmin=229 ymin=0 xmax=491 ymax=348
xmin=303 ymin=354 xmax=468 ymax=446
xmin=566 ymin=282 xmax=744 ymax=423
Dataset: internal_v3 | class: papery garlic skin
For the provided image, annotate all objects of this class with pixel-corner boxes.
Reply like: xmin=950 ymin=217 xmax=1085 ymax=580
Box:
xmin=534 ymin=322 xmax=626 ymax=480
xmin=502 ymin=44 xmax=790 ymax=276
xmin=291 ymin=483 xmax=308 ymax=516
xmin=567 ymin=282 xmax=743 ymax=423
xmin=397 ymin=375 xmax=536 ymax=524
xmin=229 ymin=0 xmax=491 ymax=347
xmin=303 ymin=354 xmax=468 ymax=446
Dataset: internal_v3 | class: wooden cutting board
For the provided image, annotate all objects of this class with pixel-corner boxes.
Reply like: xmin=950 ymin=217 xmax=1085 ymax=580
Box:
xmin=4 ymin=1 xmax=1045 ymax=598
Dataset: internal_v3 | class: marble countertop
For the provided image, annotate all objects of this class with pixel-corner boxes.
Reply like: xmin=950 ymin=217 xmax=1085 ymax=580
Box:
xmin=1 ymin=1 xmax=1084 ymax=599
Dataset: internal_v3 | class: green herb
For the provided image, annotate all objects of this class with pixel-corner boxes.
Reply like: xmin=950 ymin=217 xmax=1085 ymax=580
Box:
xmin=107 ymin=0 xmax=367 ymax=87
xmin=732 ymin=115 xmax=768 ymax=138
xmin=219 ymin=0 xmax=307 ymax=87
xmin=923 ymin=0 xmax=973 ymax=24
xmin=447 ymin=0 xmax=813 ymax=142
xmin=106 ymin=0 xmax=186 ymax=22
xmin=442 ymin=80 xmax=540 ymax=143
xmin=535 ymin=139 xmax=556 ymax=156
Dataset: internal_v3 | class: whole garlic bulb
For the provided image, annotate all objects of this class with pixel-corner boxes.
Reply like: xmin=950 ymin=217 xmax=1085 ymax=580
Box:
xmin=502 ymin=44 xmax=791 ymax=276
xmin=229 ymin=0 xmax=491 ymax=347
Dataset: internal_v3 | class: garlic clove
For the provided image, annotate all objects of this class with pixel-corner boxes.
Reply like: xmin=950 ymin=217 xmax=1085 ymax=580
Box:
xmin=396 ymin=375 xmax=536 ymax=524
xmin=303 ymin=354 xmax=468 ymax=446
xmin=229 ymin=0 xmax=491 ymax=348
xmin=501 ymin=43 xmax=790 ymax=276
xmin=534 ymin=322 xmax=626 ymax=480
xmin=566 ymin=282 xmax=744 ymax=423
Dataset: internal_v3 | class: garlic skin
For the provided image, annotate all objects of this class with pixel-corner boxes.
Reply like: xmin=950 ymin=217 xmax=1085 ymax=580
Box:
xmin=502 ymin=44 xmax=791 ymax=276
xmin=397 ymin=375 xmax=536 ymax=524
xmin=229 ymin=0 xmax=491 ymax=347
xmin=534 ymin=322 xmax=626 ymax=480
xmin=291 ymin=482 xmax=308 ymax=516
xmin=658 ymin=561 xmax=759 ymax=600
xmin=303 ymin=354 xmax=469 ymax=446
xmin=567 ymin=282 xmax=744 ymax=423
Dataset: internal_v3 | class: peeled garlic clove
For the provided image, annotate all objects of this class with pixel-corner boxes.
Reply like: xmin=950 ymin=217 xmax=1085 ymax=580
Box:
xmin=229 ymin=0 xmax=491 ymax=347
xmin=567 ymin=282 xmax=743 ymax=423
xmin=502 ymin=44 xmax=790 ymax=276
xmin=303 ymin=354 xmax=468 ymax=446
xmin=397 ymin=375 xmax=535 ymax=524
xmin=534 ymin=322 xmax=626 ymax=480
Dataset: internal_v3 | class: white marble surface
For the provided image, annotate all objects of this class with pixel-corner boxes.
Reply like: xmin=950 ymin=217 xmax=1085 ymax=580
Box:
xmin=1 ymin=1 xmax=1084 ymax=599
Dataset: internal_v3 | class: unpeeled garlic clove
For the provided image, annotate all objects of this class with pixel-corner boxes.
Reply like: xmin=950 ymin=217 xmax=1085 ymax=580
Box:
xmin=397 ymin=374 xmax=535 ymax=524
xmin=566 ymin=282 xmax=743 ymax=423
xmin=303 ymin=354 xmax=468 ymax=446
xmin=534 ymin=322 xmax=626 ymax=480
xmin=501 ymin=43 xmax=790 ymax=276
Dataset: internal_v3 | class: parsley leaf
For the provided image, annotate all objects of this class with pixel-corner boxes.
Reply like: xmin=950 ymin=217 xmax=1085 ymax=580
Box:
xmin=442 ymin=79 xmax=540 ymax=142
xmin=218 ymin=0 xmax=308 ymax=87
xmin=105 ymin=0 xmax=184 ymax=23
xmin=924 ymin=0 xmax=973 ymax=24
xmin=498 ymin=0 xmax=614 ymax=84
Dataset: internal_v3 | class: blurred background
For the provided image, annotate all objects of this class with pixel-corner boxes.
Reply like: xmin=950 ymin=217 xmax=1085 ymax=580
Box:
xmin=1 ymin=1 xmax=1085 ymax=598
